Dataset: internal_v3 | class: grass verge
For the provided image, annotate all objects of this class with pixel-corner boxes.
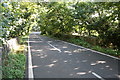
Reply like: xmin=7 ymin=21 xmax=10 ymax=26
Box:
xmin=67 ymin=38 xmax=120 ymax=57
xmin=2 ymin=52 xmax=26 ymax=78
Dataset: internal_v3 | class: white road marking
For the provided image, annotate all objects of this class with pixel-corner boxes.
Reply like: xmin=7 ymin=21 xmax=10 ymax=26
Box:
xmin=47 ymin=42 xmax=62 ymax=53
xmin=58 ymin=40 xmax=120 ymax=60
xmin=30 ymin=32 xmax=41 ymax=34
xmin=31 ymin=32 xmax=119 ymax=60
xmin=33 ymin=33 xmax=61 ymax=53
xmin=91 ymin=72 xmax=105 ymax=80
xmin=28 ymin=36 xmax=34 ymax=79
xmin=29 ymin=33 xmax=119 ymax=79
xmin=34 ymin=34 xmax=43 ymax=41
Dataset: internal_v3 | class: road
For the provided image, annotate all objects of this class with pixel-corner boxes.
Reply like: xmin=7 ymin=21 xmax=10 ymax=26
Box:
xmin=28 ymin=33 xmax=120 ymax=80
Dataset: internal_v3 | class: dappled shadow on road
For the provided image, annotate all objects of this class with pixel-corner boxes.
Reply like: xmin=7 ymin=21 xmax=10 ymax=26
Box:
xmin=31 ymin=48 xmax=118 ymax=78
xmin=29 ymin=34 xmax=119 ymax=78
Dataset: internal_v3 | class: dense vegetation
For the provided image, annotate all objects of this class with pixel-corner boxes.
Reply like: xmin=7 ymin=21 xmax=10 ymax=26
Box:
xmin=0 ymin=2 xmax=119 ymax=49
xmin=2 ymin=36 xmax=27 ymax=78
xmin=0 ymin=1 xmax=119 ymax=78
xmin=37 ymin=2 xmax=120 ymax=56
xmin=0 ymin=2 xmax=37 ymax=39
xmin=38 ymin=2 xmax=120 ymax=49
xmin=2 ymin=52 xmax=26 ymax=78
xmin=0 ymin=2 xmax=30 ymax=78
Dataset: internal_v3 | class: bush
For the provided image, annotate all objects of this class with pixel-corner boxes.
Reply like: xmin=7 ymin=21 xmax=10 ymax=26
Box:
xmin=2 ymin=52 xmax=26 ymax=79
xmin=52 ymin=35 xmax=120 ymax=57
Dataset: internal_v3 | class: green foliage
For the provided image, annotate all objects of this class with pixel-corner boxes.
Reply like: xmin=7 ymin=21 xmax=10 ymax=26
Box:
xmin=1 ymin=2 xmax=119 ymax=49
xmin=55 ymin=36 xmax=120 ymax=57
xmin=18 ymin=36 xmax=28 ymax=45
xmin=38 ymin=2 xmax=75 ymax=36
xmin=92 ymin=46 xmax=120 ymax=56
xmin=2 ymin=36 xmax=27 ymax=78
xmin=0 ymin=1 xmax=119 ymax=57
xmin=0 ymin=2 xmax=37 ymax=40
xmin=37 ymin=2 xmax=119 ymax=49
xmin=73 ymin=2 xmax=119 ymax=49
xmin=2 ymin=53 xmax=26 ymax=78
xmin=68 ymin=38 xmax=91 ymax=48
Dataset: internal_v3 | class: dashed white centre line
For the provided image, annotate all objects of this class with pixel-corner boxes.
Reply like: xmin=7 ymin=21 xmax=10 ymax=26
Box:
xmin=91 ymin=72 xmax=105 ymax=80
xmin=34 ymin=34 xmax=61 ymax=53
xmin=47 ymin=42 xmax=62 ymax=53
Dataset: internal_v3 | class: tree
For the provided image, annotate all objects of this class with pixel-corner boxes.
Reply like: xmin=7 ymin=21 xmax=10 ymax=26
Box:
xmin=37 ymin=2 xmax=75 ymax=37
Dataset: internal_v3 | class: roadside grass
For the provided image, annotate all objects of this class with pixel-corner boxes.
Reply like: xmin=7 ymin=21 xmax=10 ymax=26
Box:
xmin=91 ymin=46 xmax=120 ymax=57
xmin=68 ymin=38 xmax=120 ymax=57
xmin=2 ymin=52 xmax=26 ymax=78
xmin=2 ymin=36 xmax=27 ymax=79
xmin=18 ymin=36 xmax=28 ymax=45
xmin=47 ymin=35 xmax=120 ymax=58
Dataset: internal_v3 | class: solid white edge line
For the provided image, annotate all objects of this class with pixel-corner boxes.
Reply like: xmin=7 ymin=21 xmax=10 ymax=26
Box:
xmin=28 ymin=36 xmax=34 ymax=79
xmin=47 ymin=42 xmax=62 ymax=53
xmin=57 ymin=40 xmax=120 ymax=60
xmin=92 ymin=72 xmax=105 ymax=80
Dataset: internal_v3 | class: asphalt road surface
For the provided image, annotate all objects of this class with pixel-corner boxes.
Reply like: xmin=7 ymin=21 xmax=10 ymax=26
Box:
xmin=29 ymin=33 xmax=120 ymax=80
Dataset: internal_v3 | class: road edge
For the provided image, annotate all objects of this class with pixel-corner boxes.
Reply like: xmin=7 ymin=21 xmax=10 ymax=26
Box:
xmin=56 ymin=39 xmax=120 ymax=60
xmin=28 ymin=35 xmax=34 ymax=79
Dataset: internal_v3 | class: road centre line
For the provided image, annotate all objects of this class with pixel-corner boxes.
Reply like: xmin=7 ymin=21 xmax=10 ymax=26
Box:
xmin=47 ymin=42 xmax=62 ymax=53
xmin=33 ymin=34 xmax=61 ymax=53
xmin=31 ymin=33 xmax=119 ymax=60
xmin=35 ymin=34 xmax=119 ymax=60
xmin=30 ymin=34 xmax=104 ymax=80
xmin=33 ymin=33 xmax=61 ymax=53
xmin=30 ymin=33 xmax=119 ymax=79
xmin=28 ymin=36 xmax=34 ymax=79
xmin=91 ymin=72 xmax=105 ymax=80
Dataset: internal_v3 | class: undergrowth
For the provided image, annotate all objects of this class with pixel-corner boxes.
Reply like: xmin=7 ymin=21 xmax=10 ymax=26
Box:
xmin=48 ymin=35 xmax=120 ymax=57
xmin=2 ymin=37 xmax=27 ymax=79
xmin=2 ymin=52 xmax=26 ymax=79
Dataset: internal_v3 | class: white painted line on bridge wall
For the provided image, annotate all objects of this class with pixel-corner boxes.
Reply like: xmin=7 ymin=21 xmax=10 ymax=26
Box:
xmin=58 ymin=40 xmax=120 ymax=60
xmin=28 ymin=36 xmax=34 ymax=79
xmin=91 ymin=72 xmax=105 ymax=80
xmin=47 ymin=42 xmax=62 ymax=53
